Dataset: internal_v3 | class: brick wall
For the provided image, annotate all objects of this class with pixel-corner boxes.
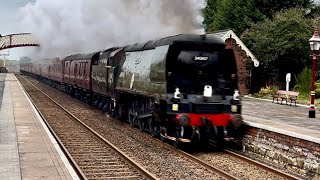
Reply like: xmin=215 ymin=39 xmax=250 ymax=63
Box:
xmin=243 ymin=125 xmax=320 ymax=178
xmin=225 ymin=38 xmax=252 ymax=95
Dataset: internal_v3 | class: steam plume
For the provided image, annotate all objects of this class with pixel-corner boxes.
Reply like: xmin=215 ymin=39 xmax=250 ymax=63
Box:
xmin=19 ymin=0 xmax=205 ymax=58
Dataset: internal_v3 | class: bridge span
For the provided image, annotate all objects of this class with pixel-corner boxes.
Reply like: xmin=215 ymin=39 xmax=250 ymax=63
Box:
xmin=0 ymin=33 xmax=39 ymax=51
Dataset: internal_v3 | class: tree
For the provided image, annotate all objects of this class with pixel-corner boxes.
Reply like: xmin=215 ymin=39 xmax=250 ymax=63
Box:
xmin=307 ymin=5 xmax=320 ymax=18
xmin=203 ymin=0 xmax=314 ymax=35
xmin=202 ymin=0 xmax=218 ymax=30
xmin=254 ymin=0 xmax=313 ymax=19
xmin=203 ymin=0 xmax=265 ymax=35
xmin=241 ymin=8 xmax=314 ymax=90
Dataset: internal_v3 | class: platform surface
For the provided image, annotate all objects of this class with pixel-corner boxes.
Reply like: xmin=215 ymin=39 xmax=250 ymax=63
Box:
xmin=0 ymin=73 xmax=78 ymax=180
xmin=243 ymin=96 xmax=320 ymax=143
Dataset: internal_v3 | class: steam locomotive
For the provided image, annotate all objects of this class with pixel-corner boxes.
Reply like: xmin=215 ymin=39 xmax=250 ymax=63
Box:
xmin=20 ymin=34 xmax=244 ymax=149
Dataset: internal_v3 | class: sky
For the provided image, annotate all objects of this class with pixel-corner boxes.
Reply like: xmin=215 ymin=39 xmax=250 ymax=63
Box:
xmin=0 ymin=0 xmax=205 ymax=61
xmin=1 ymin=0 xmax=319 ymax=61
xmin=0 ymin=0 xmax=35 ymax=60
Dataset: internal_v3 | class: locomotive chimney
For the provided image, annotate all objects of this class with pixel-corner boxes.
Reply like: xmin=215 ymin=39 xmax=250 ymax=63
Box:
xmin=200 ymin=34 xmax=206 ymax=40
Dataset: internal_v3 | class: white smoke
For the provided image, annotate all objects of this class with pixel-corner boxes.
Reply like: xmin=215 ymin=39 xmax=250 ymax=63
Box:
xmin=19 ymin=0 xmax=206 ymax=58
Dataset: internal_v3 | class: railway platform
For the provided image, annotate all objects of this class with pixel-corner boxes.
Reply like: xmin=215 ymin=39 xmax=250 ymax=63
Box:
xmin=0 ymin=73 xmax=78 ymax=180
xmin=243 ymin=96 xmax=320 ymax=143
xmin=242 ymin=96 xmax=320 ymax=177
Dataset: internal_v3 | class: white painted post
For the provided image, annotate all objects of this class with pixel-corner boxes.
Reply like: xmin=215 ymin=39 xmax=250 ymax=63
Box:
xmin=286 ymin=73 xmax=291 ymax=97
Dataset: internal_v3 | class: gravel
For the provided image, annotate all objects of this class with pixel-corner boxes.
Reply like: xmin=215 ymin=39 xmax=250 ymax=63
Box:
xmin=193 ymin=152 xmax=286 ymax=180
xmin=21 ymin=76 xmax=224 ymax=180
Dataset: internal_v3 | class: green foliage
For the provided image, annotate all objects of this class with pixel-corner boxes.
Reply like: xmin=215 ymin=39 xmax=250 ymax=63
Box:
xmin=242 ymin=8 xmax=313 ymax=86
xmin=253 ymin=0 xmax=313 ymax=19
xmin=203 ymin=0 xmax=218 ymax=30
xmin=203 ymin=0 xmax=265 ymax=35
xmin=242 ymin=8 xmax=312 ymax=65
xmin=294 ymin=68 xmax=311 ymax=95
xmin=315 ymin=82 xmax=320 ymax=98
xmin=259 ymin=85 xmax=278 ymax=95
xmin=253 ymin=85 xmax=278 ymax=98
xmin=307 ymin=6 xmax=320 ymax=18
xmin=203 ymin=0 xmax=313 ymax=35
xmin=202 ymin=1 xmax=317 ymax=92
xmin=296 ymin=93 xmax=312 ymax=105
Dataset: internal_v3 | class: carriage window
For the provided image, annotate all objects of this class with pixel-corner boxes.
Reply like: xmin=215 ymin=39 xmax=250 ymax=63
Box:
xmin=81 ymin=62 xmax=83 ymax=75
xmin=82 ymin=62 xmax=84 ymax=76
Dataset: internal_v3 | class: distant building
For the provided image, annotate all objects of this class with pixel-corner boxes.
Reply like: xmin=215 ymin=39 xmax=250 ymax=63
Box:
xmin=0 ymin=59 xmax=20 ymax=73
xmin=0 ymin=60 xmax=7 ymax=73
xmin=208 ymin=29 xmax=260 ymax=95
xmin=0 ymin=59 xmax=4 ymax=67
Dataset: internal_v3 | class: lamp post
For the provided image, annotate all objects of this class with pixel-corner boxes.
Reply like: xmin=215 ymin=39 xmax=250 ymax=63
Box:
xmin=309 ymin=31 xmax=320 ymax=118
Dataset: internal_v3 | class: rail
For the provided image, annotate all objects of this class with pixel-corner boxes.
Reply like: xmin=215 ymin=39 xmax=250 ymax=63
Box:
xmin=223 ymin=149 xmax=300 ymax=180
xmin=19 ymin=76 xmax=158 ymax=180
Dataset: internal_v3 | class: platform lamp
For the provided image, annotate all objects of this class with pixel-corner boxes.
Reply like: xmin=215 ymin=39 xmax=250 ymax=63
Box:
xmin=309 ymin=31 xmax=320 ymax=118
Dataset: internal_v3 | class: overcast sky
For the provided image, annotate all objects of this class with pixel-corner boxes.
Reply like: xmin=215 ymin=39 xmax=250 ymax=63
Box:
xmin=0 ymin=0 xmax=35 ymax=60
xmin=0 ymin=0 xmax=319 ymax=60
xmin=1 ymin=0 xmax=204 ymax=60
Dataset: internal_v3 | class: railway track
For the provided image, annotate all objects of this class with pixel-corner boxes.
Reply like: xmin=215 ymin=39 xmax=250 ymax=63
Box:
xmin=18 ymin=76 xmax=157 ymax=180
xmin=222 ymin=149 xmax=300 ymax=179
xmin=126 ymin=123 xmax=300 ymax=180
xmin=19 ymin=75 xmax=300 ymax=180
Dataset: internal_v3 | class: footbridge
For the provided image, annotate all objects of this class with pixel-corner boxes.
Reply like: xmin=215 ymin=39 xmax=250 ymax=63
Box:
xmin=0 ymin=33 xmax=39 ymax=51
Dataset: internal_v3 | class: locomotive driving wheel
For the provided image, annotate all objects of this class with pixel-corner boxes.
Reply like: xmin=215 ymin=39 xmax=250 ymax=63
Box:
xmin=159 ymin=127 xmax=167 ymax=142
xmin=173 ymin=138 xmax=181 ymax=149
xmin=148 ymin=118 xmax=160 ymax=137
xmin=128 ymin=110 xmax=135 ymax=126
xmin=138 ymin=118 xmax=145 ymax=131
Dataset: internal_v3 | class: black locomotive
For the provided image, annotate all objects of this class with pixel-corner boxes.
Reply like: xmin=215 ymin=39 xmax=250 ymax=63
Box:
xmin=21 ymin=34 xmax=244 ymax=149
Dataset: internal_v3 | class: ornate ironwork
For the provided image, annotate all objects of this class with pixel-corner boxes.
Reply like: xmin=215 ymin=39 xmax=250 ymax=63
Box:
xmin=0 ymin=33 xmax=39 ymax=51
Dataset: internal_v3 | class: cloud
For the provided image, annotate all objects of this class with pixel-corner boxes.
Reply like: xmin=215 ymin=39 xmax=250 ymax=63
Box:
xmin=19 ymin=0 xmax=205 ymax=58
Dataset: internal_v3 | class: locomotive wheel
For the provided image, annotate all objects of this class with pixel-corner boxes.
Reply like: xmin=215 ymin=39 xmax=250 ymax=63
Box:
xmin=128 ymin=111 xmax=135 ymax=126
xmin=160 ymin=128 xmax=166 ymax=142
xmin=148 ymin=118 xmax=154 ymax=136
xmin=160 ymin=134 xmax=165 ymax=142
xmin=138 ymin=119 xmax=144 ymax=131
xmin=148 ymin=118 xmax=158 ymax=137
xmin=173 ymin=138 xmax=181 ymax=149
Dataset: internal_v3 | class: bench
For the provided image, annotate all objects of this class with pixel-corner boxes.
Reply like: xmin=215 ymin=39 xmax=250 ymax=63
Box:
xmin=272 ymin=90 xmax=299 ymax=106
